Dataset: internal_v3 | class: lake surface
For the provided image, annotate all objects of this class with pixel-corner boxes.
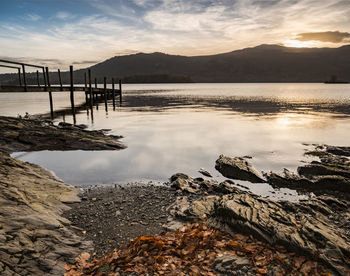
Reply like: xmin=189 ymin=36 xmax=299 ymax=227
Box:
xmin=2 ymin=83 xmax=350 ymax=200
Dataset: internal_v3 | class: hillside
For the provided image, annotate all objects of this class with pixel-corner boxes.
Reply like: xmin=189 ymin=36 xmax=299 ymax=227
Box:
xmin=86 ymin=44 xmax=350 ymax=83
xmin=1 ymin=44 xmax=350 ymax=84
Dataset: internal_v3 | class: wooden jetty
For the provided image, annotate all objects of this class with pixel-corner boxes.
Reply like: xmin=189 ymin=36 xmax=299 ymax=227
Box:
xmin=0 ymin=59 xmax=122 ymax=122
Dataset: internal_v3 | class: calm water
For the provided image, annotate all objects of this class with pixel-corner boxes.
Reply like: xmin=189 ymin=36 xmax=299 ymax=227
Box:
xmin=2 ymin=83 xmax=350 ymax=200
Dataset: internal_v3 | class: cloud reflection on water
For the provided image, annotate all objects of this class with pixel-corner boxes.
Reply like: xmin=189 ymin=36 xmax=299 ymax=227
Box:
xmin=6 ymin=83 xmax=350 ymax=201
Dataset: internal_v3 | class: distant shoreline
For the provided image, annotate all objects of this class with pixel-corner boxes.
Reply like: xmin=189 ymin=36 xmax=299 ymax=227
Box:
xmin=1 ymin=81 xmax=349 ymax=89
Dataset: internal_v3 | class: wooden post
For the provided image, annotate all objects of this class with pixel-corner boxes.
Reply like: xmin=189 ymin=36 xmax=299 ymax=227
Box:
xmin=112 ymin=78 xmax=116 ymax=109
xmin=88 ymin=69 xmax=93 ymax=107
xmin=119 ymin=79 xmax=122 ymax=103
xmin=88 ymin=69 xmax=94 ymax=121
xmin=45 ymin=67 xmax=54 ymax=119
xmin=70 ymin=65 xmax=76 ymax=124
xmin=42 ymin=67 xmax=47 ymax=91
xmin=58 ymin=69 xmax=63 ymax=91
xmin=17 ymin=68 xmax=22 ymax=86
xmin=84 ymin=72 xmax=88 ymax=102
xmin=22 ymin=64 xmax=27 ymax=92
xmin=104 ymin=77 xmax=107 ymax=111
xmin=36 ymin=70 xmax=40 ymax=87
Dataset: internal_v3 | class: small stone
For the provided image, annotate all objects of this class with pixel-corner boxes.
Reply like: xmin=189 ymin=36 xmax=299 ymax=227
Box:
xmin=198 ymin=168 xmax=213 ymax=177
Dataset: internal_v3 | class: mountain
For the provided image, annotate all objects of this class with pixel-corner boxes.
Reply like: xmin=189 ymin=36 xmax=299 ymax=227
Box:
xmin=86 ymin=44 xmax=350 ymax=83
xmin=1 ymin=44 xmax=350 ymax=84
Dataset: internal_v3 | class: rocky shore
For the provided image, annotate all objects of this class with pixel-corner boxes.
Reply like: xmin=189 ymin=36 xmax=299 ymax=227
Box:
xmin=0 ymin=116 xmax=125 ymax=154
xmin=66 ymin=148 xmax=350 ymax=275
xmin=166 ymin=173 xmax=349 ymax=275
xmin=1 ymin=115 xmax=350 ymax=275
xmin=0 ymin=151 xmax=92 ymax=275
xmin=0 ymin=116 xmax=125 ymax=275
xmin=265 ymin=145 xmax=350 ymax=199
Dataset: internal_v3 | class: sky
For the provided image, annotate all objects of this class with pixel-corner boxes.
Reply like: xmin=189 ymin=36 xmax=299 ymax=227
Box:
xmin=0 ymin=0 xmax=350 ymax=71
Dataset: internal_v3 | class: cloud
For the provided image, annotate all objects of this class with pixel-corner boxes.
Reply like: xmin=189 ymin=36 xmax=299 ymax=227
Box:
xmin=114 ymin=49 xmax=140 ymax=56
xmin=89 ymin=0 xmax=140 ymax=23
xmin=27 ymin=13 xmax=41 ymax=21
xmin=55 ymin=11 xmax=73 ymax=20
xmin=296 ymin=31 xmax=350 ymax=43
xmin=132 ymin=0 xmax=149 ymax=7
xmin=1 ymin=0 xmax=350 ymax=68
xmin=0 ymin=56 xmax=62 ymax=64
xmin=0 ymin=56 xmax=66 ymax=70
xmin=72 ymin=60 xmax=100 ymax=65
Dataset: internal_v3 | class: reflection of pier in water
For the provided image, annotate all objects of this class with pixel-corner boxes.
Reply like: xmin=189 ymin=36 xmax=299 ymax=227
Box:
xmin=46 ymin=91 xmax=123 ymax=125
xmin=0 ymin=59 xmax=122 ymax=124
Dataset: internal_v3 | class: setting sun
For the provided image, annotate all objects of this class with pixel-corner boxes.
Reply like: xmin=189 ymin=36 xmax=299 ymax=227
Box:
xmin=283 ymin=39 xmax=317 ymax=48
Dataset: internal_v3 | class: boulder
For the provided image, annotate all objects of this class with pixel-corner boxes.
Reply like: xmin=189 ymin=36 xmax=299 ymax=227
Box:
xmin=170 ymin=173 xmax=237 ymax=195
xmin=164 ymin=195 xmax=219 ymax=232
xmin=298 ymin=162 xmax=350 ymax=179
xmin=326 ymin=145 xmax=350 ymax=157
xmin=266 ymin=169 xmax=350 ymax=193
xmin=215 ymin=155 xmax=265 ymax=183
xmin=170 ymin=173 xmax=202 ymax=194
xmin=314 ymin=175 xmax=350 ymax=193
xmin=264 ymin=168 xmax=314 ymax=189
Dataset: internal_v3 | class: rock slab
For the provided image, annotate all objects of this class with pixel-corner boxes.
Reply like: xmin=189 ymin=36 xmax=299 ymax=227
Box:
xmin=0 ymin=152 xmax=92 ymax=275
xmin=215 ymin=155 xmax=265 ymax=183
xmin=0 ymin=116 xmax=125 ymax=154
xmin=169 ymin=173 xmax=350 ymax=275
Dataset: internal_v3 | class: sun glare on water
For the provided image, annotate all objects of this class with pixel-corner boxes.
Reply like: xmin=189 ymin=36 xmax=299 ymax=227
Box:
xmin=283 ymin=40 xmax=317 ymax=48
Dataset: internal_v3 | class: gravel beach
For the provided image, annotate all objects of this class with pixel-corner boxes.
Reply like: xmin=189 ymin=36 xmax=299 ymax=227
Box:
xmin=63 ymin=185 xmax=178 ymax=257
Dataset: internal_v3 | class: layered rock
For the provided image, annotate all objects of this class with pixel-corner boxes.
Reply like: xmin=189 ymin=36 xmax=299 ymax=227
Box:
xmin=0 ymin=152 xmax=92 ymax=275
xmin=0 ymin=116 xmax=125 ymax=154
xmin=168 ymin=173 xmax=350 ymax=275
xmin=212 ymin=191 xmax=350 ymax=275
xmin=264 ymin=145 xmax=350 ymax=195
xmin=170 ymin=173 xmax=237 ymax=195
xmin=325 ymin=145 xmax=350 ymax=157
xmin=298 ymin=161 xmax=350 ymax=179
xmin=0 ymin=116 xmax=127 ymax=275
xmin=264 ymin=168 xmax=313 ymax=188
xmin=215 ymin=155 xmax=265 ymax=183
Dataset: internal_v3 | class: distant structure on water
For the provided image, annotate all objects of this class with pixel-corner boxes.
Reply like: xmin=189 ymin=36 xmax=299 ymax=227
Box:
xmin=324 ymin=75 xmax=349 ymax=84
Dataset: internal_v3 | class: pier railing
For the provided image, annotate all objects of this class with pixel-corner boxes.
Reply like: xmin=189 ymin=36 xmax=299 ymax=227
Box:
xmin=0 ymin=59 xmax=122 ymax=123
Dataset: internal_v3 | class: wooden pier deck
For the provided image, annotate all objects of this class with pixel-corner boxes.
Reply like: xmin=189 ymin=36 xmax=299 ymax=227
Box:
xmin=0 ymin=84 xmax=120 ymax=94
xmin=0 ymin=60 xmax=122 ymax=123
